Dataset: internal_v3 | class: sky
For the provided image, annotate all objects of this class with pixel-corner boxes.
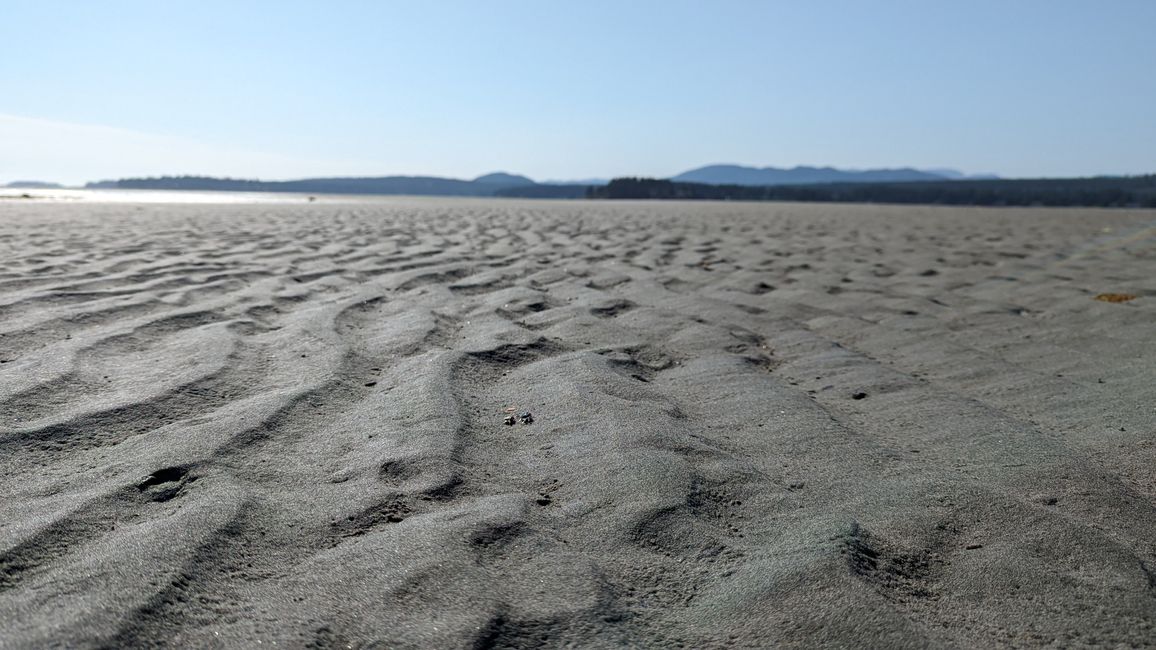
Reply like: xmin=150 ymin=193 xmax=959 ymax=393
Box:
xmin=2 ymin=0 xmax=1154 ymax=185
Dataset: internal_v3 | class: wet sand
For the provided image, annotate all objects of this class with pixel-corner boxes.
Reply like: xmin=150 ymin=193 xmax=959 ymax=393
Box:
xmin=1 ymin=198 xmax=1154 ymax=648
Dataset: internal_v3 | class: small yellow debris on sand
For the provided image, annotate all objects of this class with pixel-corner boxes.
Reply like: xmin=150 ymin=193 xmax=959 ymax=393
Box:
xmin=1094 ymin=293 xmax=1138 ymax=303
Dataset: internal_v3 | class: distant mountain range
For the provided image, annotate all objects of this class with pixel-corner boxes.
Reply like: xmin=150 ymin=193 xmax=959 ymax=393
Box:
xmin=79 ymin=165 xmax=999 ymax=197
xmin=671 ymin=165 xmax=997 ymax=186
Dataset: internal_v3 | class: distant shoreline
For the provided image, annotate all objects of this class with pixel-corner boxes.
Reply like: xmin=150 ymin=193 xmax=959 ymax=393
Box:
xmin=39 ymin=174 xmax=1154 ymax=208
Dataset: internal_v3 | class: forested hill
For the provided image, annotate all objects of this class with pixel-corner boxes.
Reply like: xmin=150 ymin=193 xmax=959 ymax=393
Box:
xmin=589 ymin=176 xmax=1156 ymax=208
xmin=85 ymin=174 xmax=536 ymax=196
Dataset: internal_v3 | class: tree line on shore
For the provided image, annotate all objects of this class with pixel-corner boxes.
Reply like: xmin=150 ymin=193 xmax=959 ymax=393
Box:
xmin=550 ymin=176 xmax=1156 ymax=207
xmin=86 ymin=173 xmax=1156 ymax=208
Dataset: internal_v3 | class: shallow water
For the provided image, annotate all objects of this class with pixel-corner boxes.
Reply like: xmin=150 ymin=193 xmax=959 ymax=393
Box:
xmin=0 ymin=187 xmax=339 ymax=204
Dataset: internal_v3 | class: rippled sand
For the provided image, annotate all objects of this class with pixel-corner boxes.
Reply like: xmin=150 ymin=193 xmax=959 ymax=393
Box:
xmin=1 ymin=198 xmax=1154 ymax=648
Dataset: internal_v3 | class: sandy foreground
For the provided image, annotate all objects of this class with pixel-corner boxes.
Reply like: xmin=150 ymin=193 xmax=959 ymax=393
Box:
xmin=0 ymin=198 xmax=1154 ymax=648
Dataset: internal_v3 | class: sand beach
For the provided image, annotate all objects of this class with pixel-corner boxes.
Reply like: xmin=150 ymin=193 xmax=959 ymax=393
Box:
xmin=1 ymin=197 xmax=1154 ymax=648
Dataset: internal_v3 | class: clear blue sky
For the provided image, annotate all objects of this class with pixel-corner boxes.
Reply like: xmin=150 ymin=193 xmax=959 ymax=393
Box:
xmin=2 ymin=0 xmax=1154 ymax=184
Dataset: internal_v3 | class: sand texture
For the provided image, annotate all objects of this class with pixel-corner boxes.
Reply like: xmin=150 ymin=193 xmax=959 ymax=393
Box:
xmin=1 ymin=199 xmax=1155 ymax=648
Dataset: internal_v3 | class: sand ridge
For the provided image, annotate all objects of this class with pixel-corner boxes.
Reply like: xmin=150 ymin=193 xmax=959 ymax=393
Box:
xmin=0 ymin=199 xmax=1154 ymax=648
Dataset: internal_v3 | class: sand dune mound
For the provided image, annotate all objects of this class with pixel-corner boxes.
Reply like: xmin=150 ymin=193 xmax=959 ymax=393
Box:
xmin=1 ymin=199 xmax=1154 ymax=648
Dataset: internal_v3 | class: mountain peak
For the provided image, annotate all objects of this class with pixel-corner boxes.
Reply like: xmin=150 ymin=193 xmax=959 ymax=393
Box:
xmin=473 ymin=172 xmax=535 ymax=186
xmin=670 ymin=164 xmax=965 ymax=186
